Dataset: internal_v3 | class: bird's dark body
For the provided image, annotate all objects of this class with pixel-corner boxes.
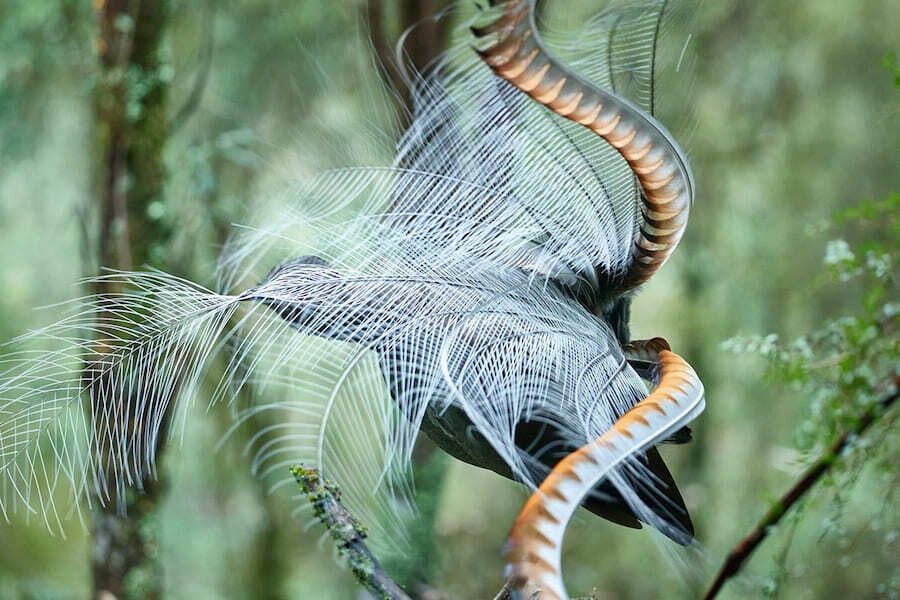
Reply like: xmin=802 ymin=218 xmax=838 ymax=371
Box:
xmin=419 ymin=400 xmax=691 ymax=534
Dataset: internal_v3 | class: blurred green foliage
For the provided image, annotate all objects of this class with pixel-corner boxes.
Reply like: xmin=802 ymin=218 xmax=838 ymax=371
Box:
xmin=0 ymin=1 xmax=897 ymax=599
xmin=724 ymin=193 xmax=897 ymax=449
xmin=722 ymin=193 xmax=898 ymax=597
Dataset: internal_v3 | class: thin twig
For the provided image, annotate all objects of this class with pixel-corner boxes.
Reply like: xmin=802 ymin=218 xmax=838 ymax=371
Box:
xmin=291 ymin=465 xmax=412 ymax=600
xmin=702 ymin=381 xmax=899 ymax=600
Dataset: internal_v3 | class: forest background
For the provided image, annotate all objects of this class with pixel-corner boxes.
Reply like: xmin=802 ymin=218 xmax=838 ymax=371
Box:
xmin=0 ymin=1 xmax=897 ymax=598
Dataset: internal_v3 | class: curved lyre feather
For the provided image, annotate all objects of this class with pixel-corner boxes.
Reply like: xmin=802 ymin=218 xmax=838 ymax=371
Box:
xmin=502 ymin=339 xmax=705 ymax=599
xmin=474 ymin=0 xmax=694 ymax=292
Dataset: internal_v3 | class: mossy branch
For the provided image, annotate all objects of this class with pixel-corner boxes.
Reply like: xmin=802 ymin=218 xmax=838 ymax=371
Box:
xmin=291 ymin=465 xmax=412 ymax=600
xmin=702 ymin=380 xmax=899 ymax=600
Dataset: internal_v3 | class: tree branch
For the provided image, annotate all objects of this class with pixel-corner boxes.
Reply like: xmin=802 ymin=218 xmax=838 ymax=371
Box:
xmin=291 ymin=465 xmax=412 ymax=600
xmin=702 ymin=380 xmax=899 ymax=600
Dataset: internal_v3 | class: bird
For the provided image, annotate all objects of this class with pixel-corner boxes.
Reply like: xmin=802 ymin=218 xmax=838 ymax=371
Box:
xmin=0 ymin=1 xmax=704 ymax=597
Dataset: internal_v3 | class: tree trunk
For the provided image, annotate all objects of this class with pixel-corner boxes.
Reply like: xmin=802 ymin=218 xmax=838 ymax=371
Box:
xmin=92 ymin=1 xmax=171 ymax=598
xmin=364 ymin=0 xmax=452 ymax=130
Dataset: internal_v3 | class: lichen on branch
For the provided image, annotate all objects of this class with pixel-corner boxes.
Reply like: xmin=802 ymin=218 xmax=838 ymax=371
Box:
xmin=291 ymin=465 xmax=411 ymax=600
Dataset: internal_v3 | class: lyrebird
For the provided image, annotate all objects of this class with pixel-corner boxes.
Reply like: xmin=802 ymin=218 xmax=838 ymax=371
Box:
xmin=0 ymin=1 xmax=704 ymax=598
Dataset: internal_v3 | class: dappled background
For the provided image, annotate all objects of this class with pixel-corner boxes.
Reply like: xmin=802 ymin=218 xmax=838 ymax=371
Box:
xmin=0 ymin=1 xmax=897 ymax=598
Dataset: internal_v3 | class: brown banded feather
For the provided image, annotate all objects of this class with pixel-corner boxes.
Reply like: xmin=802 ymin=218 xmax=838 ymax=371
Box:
xmin=569 ymin=98 xmax=602 ymax=124
xmin=643 ymin=401 xmax=666 ymax=415
xmin=526 ymin=525 xmax=559 ymax=548
xmin=630 ymin=414 xmax=650 ymax=426
xmin=501 ymin=339 xmax=703 ymax=598
xmin=532 ymin=77 xmax=568 ymax=103
xmin=497 ymin=48 xmax=540 ymax=78
xmin=479 ymin=31 xmax=532 ymax=67
xmin=643 ymin=219 xmax=682 ymax=234
xmin=589 ymin=113 xmax=622 ymax=135
xmin=474 ymin=0 xmax=695 ymax=292
xmin=625 ymin=140 xmax=655 ymax=162
xmin=645 ymin=210 xmax=687 ymax=225
xmin=608 ymin=126 xmax=638 ymax=149
xmin=545 ymin=487 xmax=569 ymax=502
xmin=551 ymin=91 xmax=584 ymax=116
xmin=534 ymin=503 xmax=561 ymax=525
xmin=512 ymin=61 xmax=552 ymax=91
xmin=634 ymin=157 xmax=666 ymax=174
xmin=471 ymin=1 xmax=528 ymax=36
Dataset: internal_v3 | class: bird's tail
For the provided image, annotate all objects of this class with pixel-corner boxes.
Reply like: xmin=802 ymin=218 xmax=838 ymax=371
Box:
xmin=0 ymin=265 xmax=417 ymax=549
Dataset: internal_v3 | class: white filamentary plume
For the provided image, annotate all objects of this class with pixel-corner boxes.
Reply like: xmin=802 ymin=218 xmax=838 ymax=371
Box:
xmin=0 ymin=1 xmax=704 ymax=594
